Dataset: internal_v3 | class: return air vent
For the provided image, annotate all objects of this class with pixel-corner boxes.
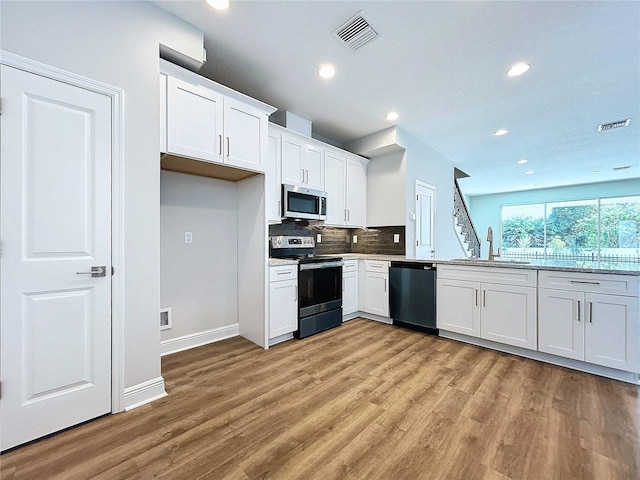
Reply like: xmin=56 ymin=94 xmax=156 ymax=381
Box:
xmin=598 ymin=119 xmax=630 ymax=131
xmin=613 ymin=165 xmax=631 ymax=171
xmin=333 ymin=11 xmax=381 ymax=51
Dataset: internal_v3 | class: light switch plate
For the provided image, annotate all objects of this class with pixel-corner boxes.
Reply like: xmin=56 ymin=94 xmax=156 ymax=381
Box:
xmin=393 ymin=234 xmax=400 ymax=243
xmin=184 ymin=231 xmax=193 ymax=244
xmin=316 ymin=233 xmax=322 ymax=243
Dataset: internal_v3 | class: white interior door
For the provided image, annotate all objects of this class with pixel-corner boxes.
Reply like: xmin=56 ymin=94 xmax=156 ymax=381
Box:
xmin=1 ymin=65 xmax=112 ymax=450
xmin=415 ymin=181 xmax=435 ymax=259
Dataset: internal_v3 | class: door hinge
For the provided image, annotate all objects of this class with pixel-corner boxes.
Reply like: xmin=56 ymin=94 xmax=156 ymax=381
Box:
xmin=0 ymin=97 xmax=3 ymax=115
xmin=0 ymin=381 xmax=2 ymax=399
xmin=111 ymin=266 xmax=115 ymax=276
xmin=416 ymin=240 xmax=419 ymax=246
xmin=0 ymin=240 xmax=3 ymax=256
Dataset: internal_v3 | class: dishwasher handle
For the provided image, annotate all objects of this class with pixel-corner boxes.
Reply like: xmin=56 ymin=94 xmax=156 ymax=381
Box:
xmin=390 ymin=261 xmax=436 ymax=270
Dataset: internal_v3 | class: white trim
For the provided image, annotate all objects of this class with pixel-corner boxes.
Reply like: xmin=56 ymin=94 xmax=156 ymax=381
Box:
xmin=160 ymin=324 xmax=239 ymax=356
xmin=357 ymin=312 xmax=393 ymax=324
xmin=440 ymin=330 xmax=640 ymax=385
xmin=0 ymin=51 xmax=127 ymax=413
xmin=123 ymin=377 xmax=168 ymax=411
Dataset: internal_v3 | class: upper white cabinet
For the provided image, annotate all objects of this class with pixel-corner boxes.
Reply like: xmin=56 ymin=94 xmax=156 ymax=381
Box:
xmin=280 ymin=133 xmax=323 ymax=191
xmin=538 ymin=271 xmax=639 ymax=372
xmin=437 ymin=265 xmax=538 ymax=350
xmin=324 ymin=149 xmax=367 ymax=228
xmin=160 ymin=59 xmax=275 ymax=174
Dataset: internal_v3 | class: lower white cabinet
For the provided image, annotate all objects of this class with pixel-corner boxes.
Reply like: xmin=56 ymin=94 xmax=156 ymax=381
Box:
xmin=437 ymin=265 xmax=537 ymax=350
xmin=538 ymin=271 xmax=639 ymax=372
xmin=342 ymin=260 xmax=359 ymax=318
xmin=269 ymin=265 xmax=298 ymax=338
xmin=363 ymin=260 xmax=389 ymax=317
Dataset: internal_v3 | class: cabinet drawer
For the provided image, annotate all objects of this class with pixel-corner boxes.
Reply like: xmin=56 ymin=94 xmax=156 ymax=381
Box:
xmin=539 ymin=271 xmax=639 ymax=297
xmin=342 ymin=260 xmax=359 ymax=273
xmin=270 ymin=265 xmax=297 ymax=282
xmin=438 ymin=265 xmax=537 ymax=287
xmin=365 ymin=260 xmax=389 ymax=273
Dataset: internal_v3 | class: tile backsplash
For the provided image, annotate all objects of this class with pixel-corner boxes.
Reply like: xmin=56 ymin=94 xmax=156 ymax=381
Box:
xmin=268 ymin=221 xmax=405 ymax=255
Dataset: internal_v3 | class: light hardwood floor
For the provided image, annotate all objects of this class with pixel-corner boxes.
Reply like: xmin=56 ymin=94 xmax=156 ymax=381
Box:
xmin=2 ymin=318 xmax=639 ymax=479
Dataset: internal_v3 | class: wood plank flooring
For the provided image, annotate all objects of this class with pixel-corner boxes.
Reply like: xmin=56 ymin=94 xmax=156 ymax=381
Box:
xmin=2 ymin=318 xmax=639 ymax=479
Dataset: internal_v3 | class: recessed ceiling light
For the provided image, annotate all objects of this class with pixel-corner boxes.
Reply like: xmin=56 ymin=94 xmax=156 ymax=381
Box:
xmin=525 ymin=170 xmax=535 ymax=175
xmin=516 ymin=159 xmax=528 ymax=164
xmin=507 ymin=62 xmax=531 ymax=77
xmin=205 ymin=0 xmax=229 ymax=10
xmin=385 ymin=111 xmax=399 ymax=121
xmin=318 ymin=64 xmax=336 ymax=79
xmin=494 ymin=129 xmax=509 ymax=136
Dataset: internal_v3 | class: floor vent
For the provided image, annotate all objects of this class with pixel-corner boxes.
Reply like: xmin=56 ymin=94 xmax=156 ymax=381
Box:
xmin=598 ymin=118 xmax=630 ymax=131
xmin=333 ymin=11 xmax=381 ymax=51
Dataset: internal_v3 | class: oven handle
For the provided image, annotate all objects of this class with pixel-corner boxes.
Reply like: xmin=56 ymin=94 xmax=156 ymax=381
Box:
xmin=299 ymin=261 xmax=344 ymax=271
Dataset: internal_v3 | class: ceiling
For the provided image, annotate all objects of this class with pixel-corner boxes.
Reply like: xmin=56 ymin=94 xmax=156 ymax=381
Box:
xmin=153 ymin=1 xmax=640 ymax=196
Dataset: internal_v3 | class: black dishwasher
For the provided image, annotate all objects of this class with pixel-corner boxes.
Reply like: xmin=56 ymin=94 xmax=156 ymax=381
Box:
xmin=389 ymin=262 xmax=438 ymax=334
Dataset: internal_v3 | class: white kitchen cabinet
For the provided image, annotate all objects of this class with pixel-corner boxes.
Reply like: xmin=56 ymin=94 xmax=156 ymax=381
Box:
xmin=437 ymin=265 xmax=537 ymax=350
xmin=538 ymin=271 xmax=639 ymax=372
xmin=324 ymin=150 xmax=367 ymax=228
xmin=266 ymin=130 xmax=282 ymax=223
xmin=280 ymin=132 xmax=324 ymax=190
xmin=166 ymin=75 xmax=223 ymax=162
xmin=161 ymin=59 xmax=273 ymax=174
xmin=437 ymin=278 xmax=481 ymax=337
xmin=363 ymin=260 xmax=389 ymax=317
xmin=342 ymin=260 xmax=359 ymax=318
xmin=269 ymin=265 xmax=298 ymax=338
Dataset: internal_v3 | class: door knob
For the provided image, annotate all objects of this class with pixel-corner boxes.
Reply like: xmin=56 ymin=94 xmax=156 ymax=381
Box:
xmin=76 ymin=266 xmax=106 ymax=277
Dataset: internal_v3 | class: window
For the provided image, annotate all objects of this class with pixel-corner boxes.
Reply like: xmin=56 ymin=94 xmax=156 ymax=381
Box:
xmin=500 ymin=195 xmax=640 ymax=265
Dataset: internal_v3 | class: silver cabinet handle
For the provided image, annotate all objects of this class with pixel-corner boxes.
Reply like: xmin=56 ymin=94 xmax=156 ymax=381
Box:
xmin=570 ymin=280 xmax=600 ymax=285
xmin=577 ymin=300 xmax=581 ymax=321
xmin=294 ymin=285 xmax=297 ymax=302
xmin=305 ymin=169 xmax=308 ymax=184
xmin=588 ymin=302 xmax=593 ymax=322
xmin=301 ymin=169 xmax=305 ymax=183
xmin=483 ymin=290 xmax=486 ymax=307
xmin=347 ymin=209 xmax=350 ymax=222
xmin=218 ymin=134 xmax=223 ymax=156
xmin=76 ymin=266 xmax=106 ymax=277
xmin=226 ymin=137 xmax=230 ymax=157
xmin=384 ymin=278 xmax=387 ymax=292
xmin=475 ymin=289 xmax=478 ymax=306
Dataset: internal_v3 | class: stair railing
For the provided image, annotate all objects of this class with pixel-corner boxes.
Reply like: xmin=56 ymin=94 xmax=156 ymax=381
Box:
xmin=453 ymin=178 xmax=481 ymax=257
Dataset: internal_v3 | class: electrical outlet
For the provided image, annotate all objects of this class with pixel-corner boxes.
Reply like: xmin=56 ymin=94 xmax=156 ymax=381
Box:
xmin=352 ymin=235 xmax=358 ymax=244
xmin=316 ymin=233 xmax=322 ymax=243
xmin=393 ymin=233 xmax=400 ymax=243
xmin=184 ymin=231 xmax=193 ymax=244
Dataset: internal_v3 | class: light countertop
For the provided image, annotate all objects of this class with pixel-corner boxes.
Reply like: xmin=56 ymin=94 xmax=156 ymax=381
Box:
xmin=269 ymin=254 xmax=640 ymax=276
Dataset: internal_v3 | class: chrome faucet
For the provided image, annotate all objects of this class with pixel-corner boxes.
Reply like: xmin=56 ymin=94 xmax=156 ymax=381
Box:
xmin=487 ymin=226 xmax=501 ymax=261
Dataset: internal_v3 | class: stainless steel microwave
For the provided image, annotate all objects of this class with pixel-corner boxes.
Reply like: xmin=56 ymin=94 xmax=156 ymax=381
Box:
xmin=282 ymin=184 xmax=327 ymax=221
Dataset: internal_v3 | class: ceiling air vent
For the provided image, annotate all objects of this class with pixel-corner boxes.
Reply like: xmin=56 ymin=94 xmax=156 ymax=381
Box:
xmin=333 ymin=11 xmax=381 ymax=51
xmin=613 ymin=165 xmax=631 ymax=171
xmin=598 ymin=119 xmax=630 ymax=132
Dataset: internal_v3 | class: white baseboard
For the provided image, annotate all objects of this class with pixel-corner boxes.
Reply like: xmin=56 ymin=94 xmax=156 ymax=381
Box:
xmin=123 ymin=376 xmax=167 ymax=411
xmin=440 ymin=330 xmax=640 ymax=385
xmin=160 ymin=323 xmax=239 ymax=356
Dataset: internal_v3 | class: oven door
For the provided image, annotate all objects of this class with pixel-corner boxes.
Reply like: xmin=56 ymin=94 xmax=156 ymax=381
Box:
xmin=298 ymin=261 xmax=343 ymax=318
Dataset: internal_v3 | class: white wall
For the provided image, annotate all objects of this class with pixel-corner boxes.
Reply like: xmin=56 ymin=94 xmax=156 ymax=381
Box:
xmin=366 ymin=151 xmax=406 ymax=226
xmin=160 ymin=171 xmax=238 ymax=341
xmin=0 ymin=1 xmax=204 ymax=391
xmin=398 ymin=128 xmax=462 ymax=260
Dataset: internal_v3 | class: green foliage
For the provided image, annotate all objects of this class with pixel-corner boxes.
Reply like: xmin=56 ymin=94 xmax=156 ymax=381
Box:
xmin=502 ymin=215 xmax=544 ymax=248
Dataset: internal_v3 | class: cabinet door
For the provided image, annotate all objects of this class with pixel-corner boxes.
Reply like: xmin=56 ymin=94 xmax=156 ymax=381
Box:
xmin=346 ymin=157 xmax=366 ymax=227
xmin=266 ymin=130 xmax=282 ymax=223
xmin=436 ymin=279 xmax=480 ymax=337
xmin=538 ymin=289 xmax=585 ymax=360
xmin=585 ymin=293 xmax=639 ymax=372
xmin=343 ymin=270 xmax=359 ymax=317
xmin=269 ymin=279 xmax=298 ymax=338
xmin=304 ymin=143 xmax=324 ymax=191
xmin=364 ymin=272 xmax=389 ymax=317
xmin=167 ymin=76 xmax=223 ymax=162
xmin=281 ymin=134 xmax=304 ymax=186
xmin=223 ymin=98 xmax=266 ymax=173
xmin=324 ymin=150 xmax=346 ymax=226
xmin=481 ymin=284 xmax=537 ymax=350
